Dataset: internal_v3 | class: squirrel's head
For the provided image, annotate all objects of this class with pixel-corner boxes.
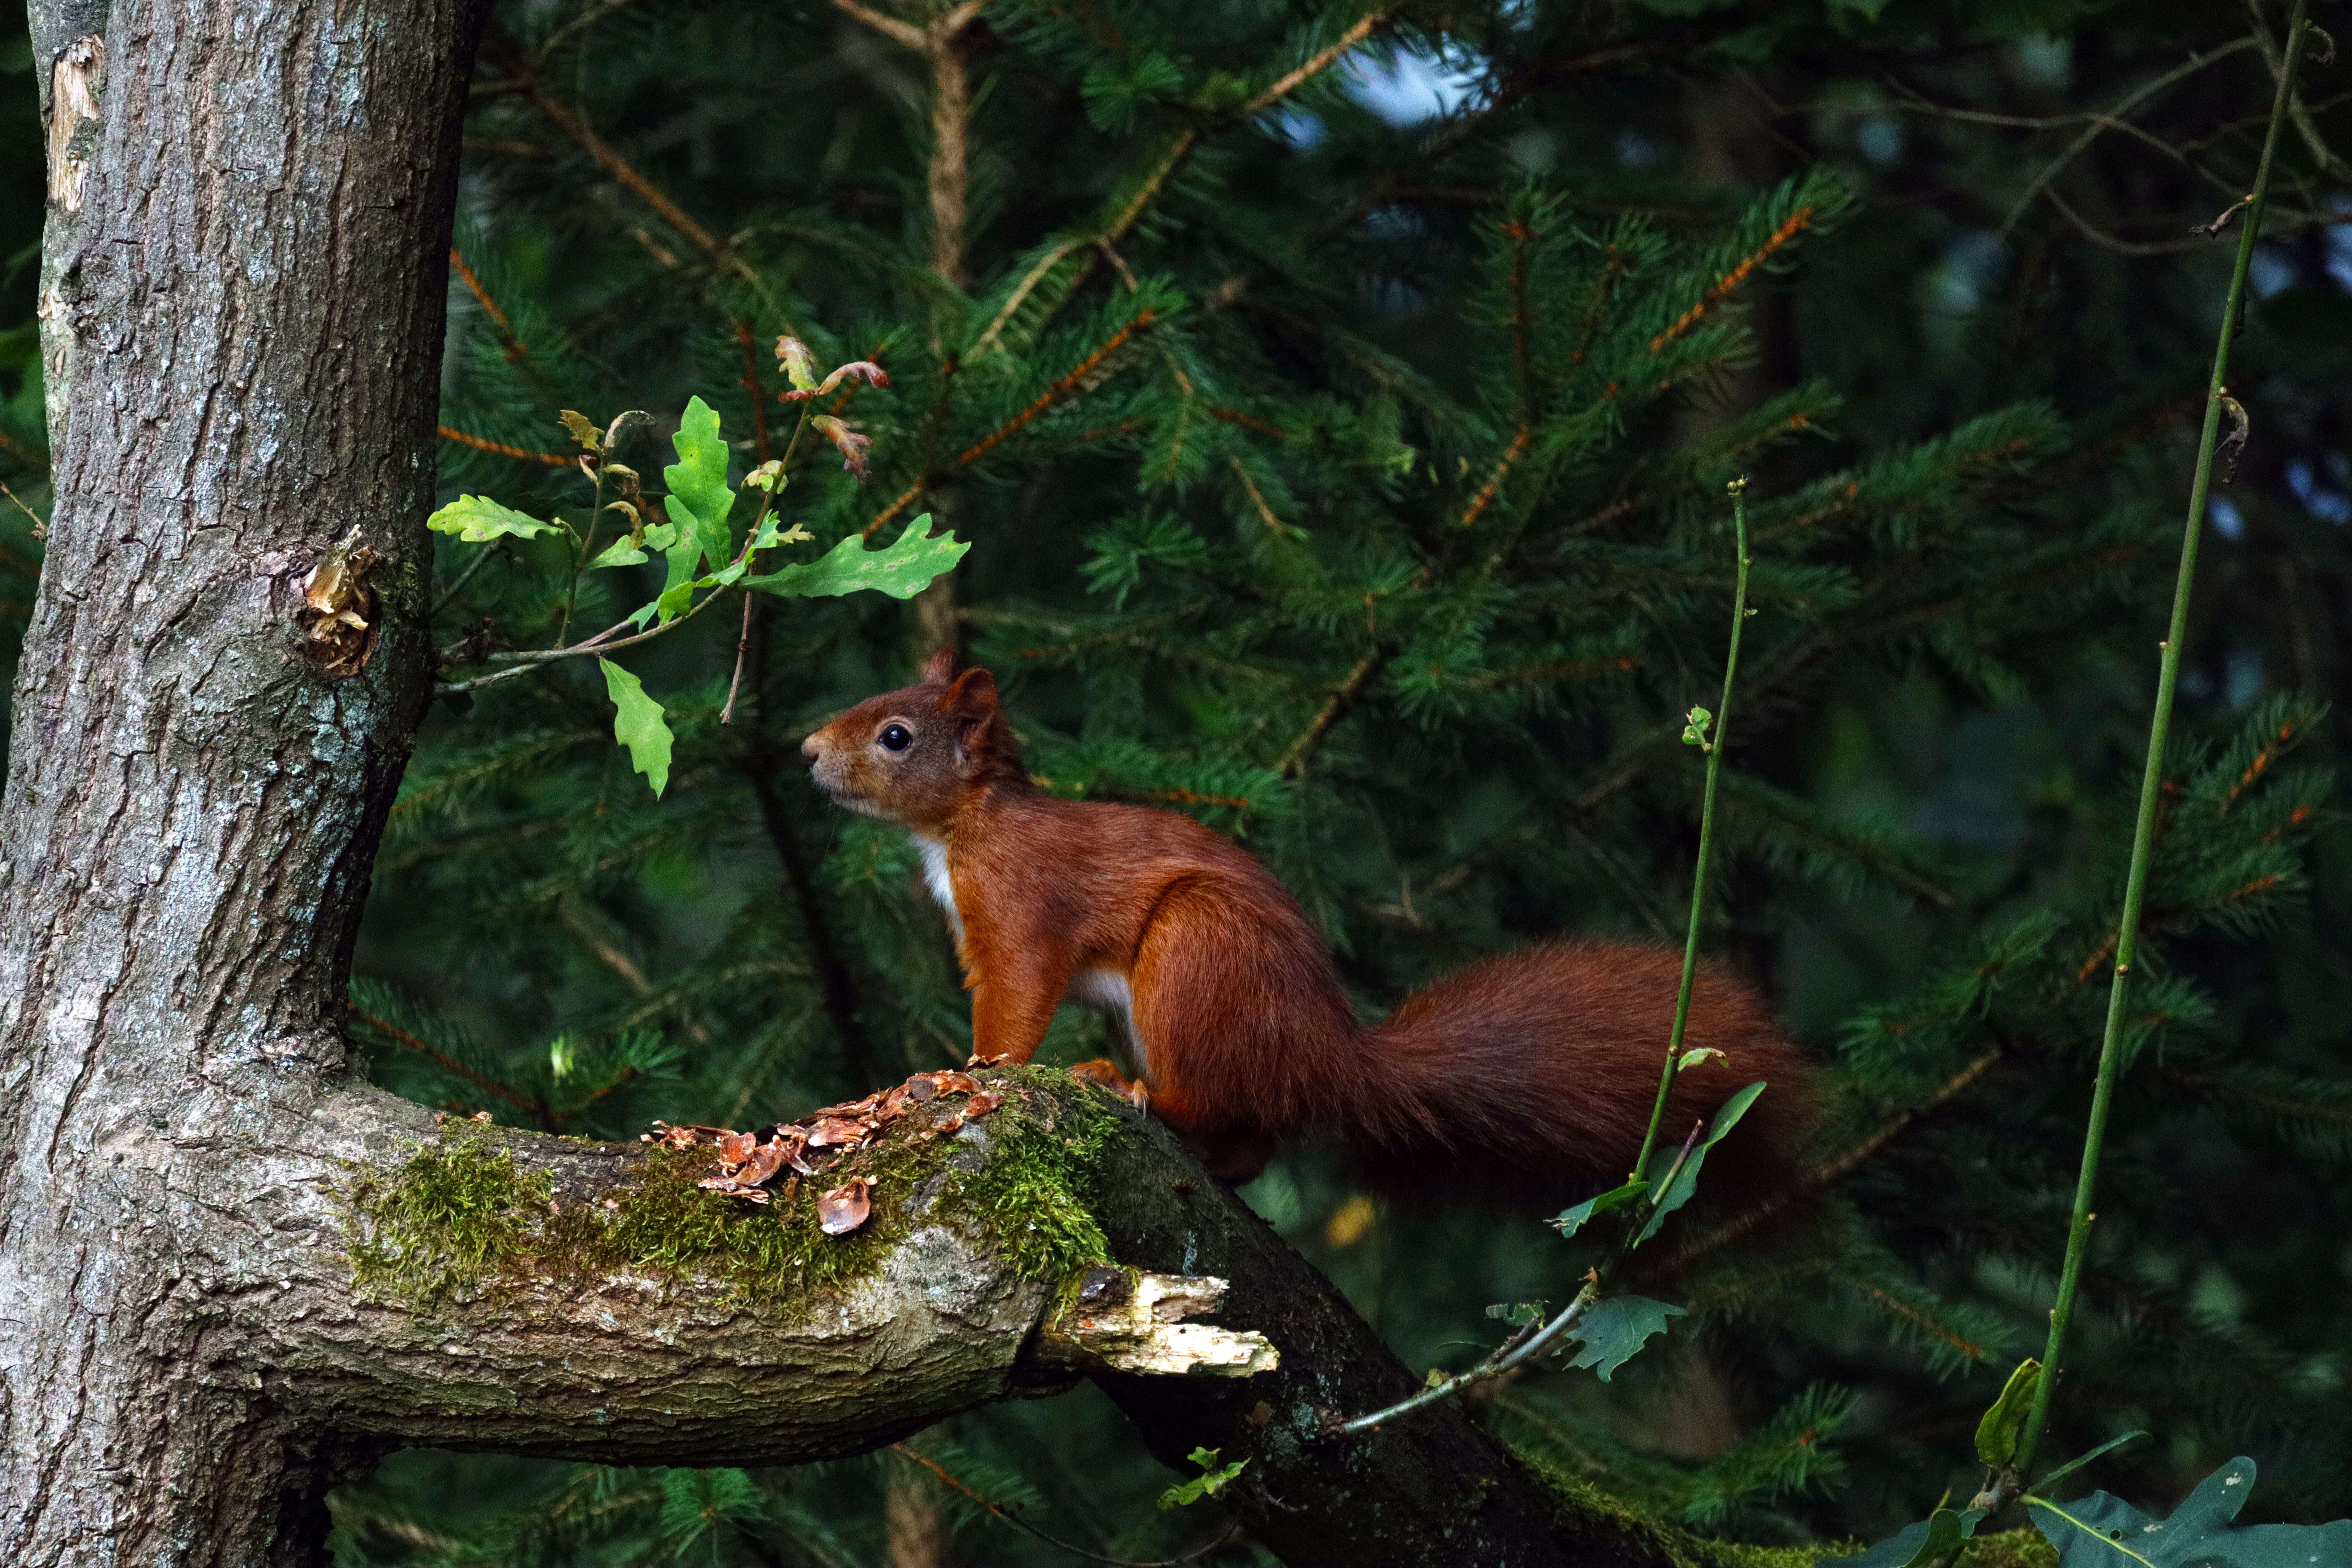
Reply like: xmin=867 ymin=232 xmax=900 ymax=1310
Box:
xmin=801 ymin=649 xmax=1024 ymax=829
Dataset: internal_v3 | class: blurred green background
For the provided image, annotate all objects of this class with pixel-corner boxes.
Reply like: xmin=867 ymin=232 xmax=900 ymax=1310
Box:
xmin=5 ymin=2 xmax=2351 ymax=1563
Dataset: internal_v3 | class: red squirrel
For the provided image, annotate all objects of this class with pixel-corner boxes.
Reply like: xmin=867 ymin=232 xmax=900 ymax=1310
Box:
xmin=802 ymin=651 xmax=1812 ymax=1205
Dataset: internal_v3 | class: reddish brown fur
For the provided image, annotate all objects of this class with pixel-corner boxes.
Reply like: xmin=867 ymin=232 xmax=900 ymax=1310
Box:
xmin=803 ymin=653 xmax=1813 ymax=1210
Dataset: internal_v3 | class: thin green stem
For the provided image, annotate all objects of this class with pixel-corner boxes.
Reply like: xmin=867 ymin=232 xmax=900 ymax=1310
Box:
xmin=1334 ymin=1277 xmax=1600 ymax=1435
xmin=558 ymin=450 xmax=603 ymax=646
xmin=1629 ymin=479 xmax=1753 ymax=1185
xmin=435 ymin=597 xmax=711 ymax=693
xmin=2013 ymin=0 xmax=2311 ymax=1476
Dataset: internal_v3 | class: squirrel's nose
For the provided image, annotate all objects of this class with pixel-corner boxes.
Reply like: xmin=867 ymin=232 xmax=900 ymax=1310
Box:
xmin=800 ymin=734 xmax=821 ymax=761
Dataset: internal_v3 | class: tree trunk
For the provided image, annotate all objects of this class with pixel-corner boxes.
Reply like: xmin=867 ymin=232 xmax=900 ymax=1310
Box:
xmin=0 ymin=5 xmax=1681 ymax=1565
xmin=3 ymin=0 xmax=486 ymax=1558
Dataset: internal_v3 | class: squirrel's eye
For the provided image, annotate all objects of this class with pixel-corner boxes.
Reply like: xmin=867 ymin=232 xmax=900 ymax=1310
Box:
xmin=878 ymin=723 xmax=913 ymax=752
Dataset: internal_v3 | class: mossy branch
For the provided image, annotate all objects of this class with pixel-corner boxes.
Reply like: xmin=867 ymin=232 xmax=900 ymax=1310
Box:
xmin=315 ymin=1065 xmax=1698 ymax=1566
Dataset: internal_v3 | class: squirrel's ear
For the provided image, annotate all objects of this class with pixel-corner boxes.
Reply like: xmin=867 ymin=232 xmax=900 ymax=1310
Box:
xmin=921 ymin=647 xmax=959 ymax=686
xmin=939 ymin=666 xmax=999 ymax=717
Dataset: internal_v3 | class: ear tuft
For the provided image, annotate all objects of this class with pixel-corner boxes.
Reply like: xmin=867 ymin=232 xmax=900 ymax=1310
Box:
xmin=921 ymin=648 xmax=959 ymax=686
xmin=939 ymin=666 xmax=999 ymax=717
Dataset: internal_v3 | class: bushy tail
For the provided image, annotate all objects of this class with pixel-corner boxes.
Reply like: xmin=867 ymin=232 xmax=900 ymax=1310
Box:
xmin=1350 ymin=941 xmax=1813 ymax=1210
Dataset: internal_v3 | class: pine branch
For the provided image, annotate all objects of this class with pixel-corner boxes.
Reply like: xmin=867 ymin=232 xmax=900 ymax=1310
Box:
xmin=1456 ymin=425 xmax=1530 ymax=530
xmin=968 ymin=8 xmax=1397 ymax=363
xmin=345 ymin=1001 xmax=543 ymax=1116
xmin=435 ymin=424 xmax=575 ymax=467
xmin=889 ymin=1444 xmax=1238 ymax=1567
xmin=482 ymin=30 xmax=761 ymax=287
xmin=1648 ymin=205 xmax=1817 ymax=354
xmin=1660 ymin=1047 xmax=2005 ymax=1271
xmin=553 ymin=899 xmax=714 ymax=1046
xmin=1275 ymin=648 xmax=1387 ymax=780
xmin=449 ymin=246 xmax=528 ymax=362
xmin=862 ymin=305 xmax=1161 ymax=536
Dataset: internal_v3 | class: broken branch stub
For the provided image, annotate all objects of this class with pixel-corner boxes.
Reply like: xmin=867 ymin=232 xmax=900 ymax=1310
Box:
xmin=1036 ymin=1266 xmax=1280 ymax=1378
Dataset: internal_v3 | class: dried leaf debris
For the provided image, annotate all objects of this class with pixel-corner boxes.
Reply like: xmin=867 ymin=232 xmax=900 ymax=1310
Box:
xmin=645 ymin=1069 xmax=1008 ymax=1233
xmin=299 ymin=528 xmax=380 ymax=678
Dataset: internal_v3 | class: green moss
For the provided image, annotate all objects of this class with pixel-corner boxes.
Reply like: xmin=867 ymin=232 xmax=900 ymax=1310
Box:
xmin=345 ymin=1067 xmax=1125 ymax=1313
xmin=937 ymin=1077 xmax=1118 ymax=1281
xmin=348 ymin=1121 xmax=553 ymax=1303
xmin=1514 ymin=1456 xmax=2054 ymax=1568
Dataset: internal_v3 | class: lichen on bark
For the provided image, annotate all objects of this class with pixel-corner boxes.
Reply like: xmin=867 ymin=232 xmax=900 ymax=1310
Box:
xmin=343 ymin=1066 xmax=1127 ymax=1311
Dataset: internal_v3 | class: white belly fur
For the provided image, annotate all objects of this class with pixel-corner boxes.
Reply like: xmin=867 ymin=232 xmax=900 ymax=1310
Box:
xmin=1067 ymin=965 xmax=1142 ymax=1068
xmin=910 ymin=832 xmax=1142 ymax=1069
xmin=911 ymin=833 xmax=962 ymax=941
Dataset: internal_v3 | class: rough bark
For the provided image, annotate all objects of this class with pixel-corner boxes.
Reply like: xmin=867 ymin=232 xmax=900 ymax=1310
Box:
xmin=0 ymin=3 xmax=1679 ymax=1565
xmin=3 ymin=0 xmax=489 ymax=1558
xmin=1087 ymin=1120 xmax=1666 ymax=1568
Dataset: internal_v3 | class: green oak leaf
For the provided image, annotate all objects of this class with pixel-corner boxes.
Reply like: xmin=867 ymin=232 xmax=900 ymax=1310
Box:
xmin=1156 ymin=1447 xmax=1248 ymax=1510
xmin=1635 ymin=1080 xmax=1768 ymax=1245
xmin=588 ymin=518 xmax=672 ymax=571
xmin=557 ymin=409 xmax=602 ymax=450
xmin=646 ymin=557 xmax=748 ymax=625
xmin=1564 ymin=1295 xmax=1684 ymax=1382
xmin=662 ymin=395 xmax=736 ymax=572
xmin=2029 ymin=1456 xmax=2352 ymax=1568
xmin=427 ymin=495 xmax=557 ymax=542
xmin=753 ymin=514 xmax=812 ymax=549
xmin=1975 ymin=1358 xmax=2042 ymax=1468
xmin=740 ymin=514 xmax=969 ymax=600
xmin=1549 ymin=1179 xmax=1647 ymax=1240
xmin=599 ymin=659 xmax=672 ymax=798
xmin=1847 ymin=1508 xmax=1985 ymax=1568
xmin=652 ymin=530 xmax=700 ymax=622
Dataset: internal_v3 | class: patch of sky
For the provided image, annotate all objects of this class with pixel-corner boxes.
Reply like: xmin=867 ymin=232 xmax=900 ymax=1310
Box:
xmin=1925 ymin=230 xmax=2004 ymax=315
xmin=2286 ymin=457 xmax=2352 ymax=523
xmin=2327 ymin=193 xmax=2352 ymax=292
xmin=1347 ymin=40 xmax=1486 ymax=126
xmin=1856 ymin=116 xmax=1901 ymax=164
xmin=2012 ymin=34 xmax=2070 ymax=87
xmin=1270 ymin=107 xmax=1326 ymax=149
xmin=2209 ymin=495 xmax=2245 ymax=539
xmin=2249 ymin=244 xmax=2295 ymax=299
xmin=2226 ymin=648 xmax=2265 ymax=707
xmin=1615 ymin=129 xmax=1659 ymax=168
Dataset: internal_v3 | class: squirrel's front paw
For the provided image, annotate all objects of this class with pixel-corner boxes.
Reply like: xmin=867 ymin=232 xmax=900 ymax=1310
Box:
xmin=1067 ymin=1058 xmax=1149 ymax=1110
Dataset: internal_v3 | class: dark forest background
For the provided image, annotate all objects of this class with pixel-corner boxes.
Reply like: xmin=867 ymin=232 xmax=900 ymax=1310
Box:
xmin=6 ymin=2 xmax=2351 ymax=1563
